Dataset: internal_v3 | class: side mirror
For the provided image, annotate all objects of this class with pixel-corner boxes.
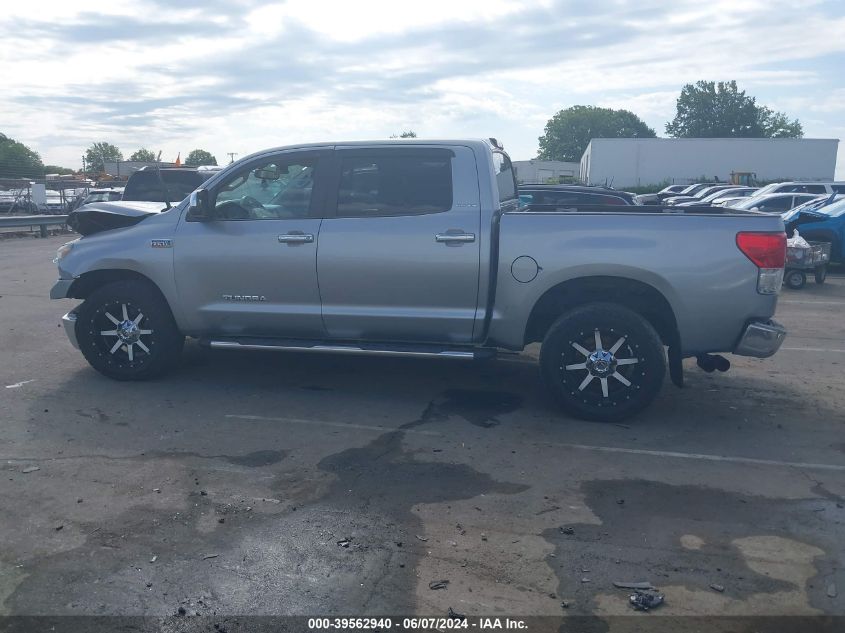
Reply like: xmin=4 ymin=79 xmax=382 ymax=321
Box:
xmin=188 ymin=189 xmax=211 ymax=220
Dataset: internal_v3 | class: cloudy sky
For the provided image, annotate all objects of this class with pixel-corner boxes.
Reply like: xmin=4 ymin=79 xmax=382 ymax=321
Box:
xmin=1 ymin=0 xmax=843 ymax=177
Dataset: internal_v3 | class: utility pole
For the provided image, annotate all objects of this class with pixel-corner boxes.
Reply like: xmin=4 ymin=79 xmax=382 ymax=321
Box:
xmin=227 ymin=152 xmax=238 ymax=164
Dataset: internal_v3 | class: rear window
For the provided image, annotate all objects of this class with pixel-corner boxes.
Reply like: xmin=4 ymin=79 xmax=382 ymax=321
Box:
xmin=336 ymin=150 xmax=453 ymax=217
xmin=492 ymin=152 xmax=517 ymax=203
xmin=123 ymin=170 xmax=206 ymax=202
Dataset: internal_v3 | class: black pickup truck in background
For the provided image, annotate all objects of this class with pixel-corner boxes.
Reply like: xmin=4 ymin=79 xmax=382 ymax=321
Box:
xmin=121 ymin=166 xmax=221 ymax=204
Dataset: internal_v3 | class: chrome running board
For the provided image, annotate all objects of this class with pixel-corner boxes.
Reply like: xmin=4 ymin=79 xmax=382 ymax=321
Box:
xmin=206 ymin=338 xmax=493 ymax=360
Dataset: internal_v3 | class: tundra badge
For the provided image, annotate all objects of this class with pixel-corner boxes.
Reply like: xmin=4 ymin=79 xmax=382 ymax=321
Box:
xmin=150 ymin=239 xmax=172 ymax=248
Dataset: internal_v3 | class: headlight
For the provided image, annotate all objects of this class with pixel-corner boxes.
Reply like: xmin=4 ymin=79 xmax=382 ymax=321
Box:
xmin=54 ymin=240 xmax=78 ymax=263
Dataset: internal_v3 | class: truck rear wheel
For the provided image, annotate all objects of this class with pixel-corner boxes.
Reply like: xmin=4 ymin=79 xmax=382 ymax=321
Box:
xmin=76 ymin=280 xmax=184 ymax=380
xmin=539 ymin=303 xmax=665 ymax=422
xmin=784 ymin=270 xmax=806 ymax=289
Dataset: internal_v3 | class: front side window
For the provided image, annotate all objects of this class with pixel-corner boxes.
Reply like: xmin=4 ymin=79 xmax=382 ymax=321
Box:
xmin=213 ymin=157 xmax=316 ymax=220
xmin=336 ymin=151 xmax=453 ymax=217
xmin=758 ymin=196 xmax=791 ymax=212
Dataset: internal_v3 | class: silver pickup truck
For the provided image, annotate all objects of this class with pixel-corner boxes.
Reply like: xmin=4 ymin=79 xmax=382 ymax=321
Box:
xmin=51 ymin=139 xmax=787 ymax=421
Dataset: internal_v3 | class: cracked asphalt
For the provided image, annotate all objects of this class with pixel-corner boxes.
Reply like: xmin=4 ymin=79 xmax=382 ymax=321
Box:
xmin=0 ymin=235 xmax=843 ymax=629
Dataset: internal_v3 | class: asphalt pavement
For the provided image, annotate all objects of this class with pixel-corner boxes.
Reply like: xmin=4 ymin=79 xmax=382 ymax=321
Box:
xmin=0 ymin=235 xmax=843 ymax=630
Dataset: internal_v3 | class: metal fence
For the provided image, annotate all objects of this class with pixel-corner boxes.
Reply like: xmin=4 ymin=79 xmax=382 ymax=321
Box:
xmin=0 ymin=214 xmax=69 ymax=237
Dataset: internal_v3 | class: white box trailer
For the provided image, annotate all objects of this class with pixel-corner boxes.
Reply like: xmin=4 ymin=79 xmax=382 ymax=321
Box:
xmin=580 ymin=137 xmax=839 ymax=188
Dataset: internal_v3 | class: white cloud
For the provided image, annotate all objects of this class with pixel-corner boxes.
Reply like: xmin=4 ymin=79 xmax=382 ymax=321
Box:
xmin=0 ymin=0 xmax=841 ymax=169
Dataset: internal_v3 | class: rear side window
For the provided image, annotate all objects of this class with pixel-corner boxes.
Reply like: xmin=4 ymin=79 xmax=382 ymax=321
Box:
xmin=336 ymin=151 xmax=453 ymax=217
xmin=801 ymin=185 xmax=826 ymax=194
xmin=492 ymin=152 xmax=517 ymax=203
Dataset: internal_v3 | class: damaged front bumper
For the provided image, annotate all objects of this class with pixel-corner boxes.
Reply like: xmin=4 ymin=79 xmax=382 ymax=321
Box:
xmin=61 ymin=311 xmax=80 ymax=350
xmin=734 ymin=319 xmax=786 ymax=358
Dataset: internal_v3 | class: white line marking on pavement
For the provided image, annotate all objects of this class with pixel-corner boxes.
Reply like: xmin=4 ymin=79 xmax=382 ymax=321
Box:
xmin=225 ymin=414 xmax=442 ymax=436
xmin=5 ymin=379 xmax=35 ymax=389
xmin=782 ymin=347 xmax=845 ymax=353
xmin=224 ymin=414 xmax=845 ymax=472
xmin=780 ymin=300 xmax=845 ymax=306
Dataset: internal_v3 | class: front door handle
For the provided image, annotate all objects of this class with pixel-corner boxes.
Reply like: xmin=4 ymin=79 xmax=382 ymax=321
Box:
xmin=435 ymin=232 xmax=475 ymax=244
xmin=278 ymin=233 xmax=314 ymax=244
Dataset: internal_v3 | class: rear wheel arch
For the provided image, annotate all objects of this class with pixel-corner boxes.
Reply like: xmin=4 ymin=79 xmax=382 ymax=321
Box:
xmin=524 ymin=276 xmax=680 ymax=348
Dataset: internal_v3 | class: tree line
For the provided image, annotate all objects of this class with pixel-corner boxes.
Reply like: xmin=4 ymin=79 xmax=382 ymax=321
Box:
xmin=0 ymin=137 xmax=218 ymax=179
xmin=538 ymin=80 xmax=804 ymax=162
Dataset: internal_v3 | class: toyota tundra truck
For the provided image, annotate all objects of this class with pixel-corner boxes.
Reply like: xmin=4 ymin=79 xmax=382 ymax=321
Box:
xmin=51 ymin=139 xmax=787 ymax=421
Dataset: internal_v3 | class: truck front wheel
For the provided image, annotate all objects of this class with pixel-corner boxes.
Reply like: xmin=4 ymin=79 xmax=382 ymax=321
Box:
xmin=76 ymin=280 xmax=184 ymax=380
xmin=539 ymin=303 xmax=665 ymax=422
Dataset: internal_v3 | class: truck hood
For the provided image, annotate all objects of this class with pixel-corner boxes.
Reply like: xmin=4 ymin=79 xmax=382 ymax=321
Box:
xmin=68 ymin=200 xmax=170 ymax=236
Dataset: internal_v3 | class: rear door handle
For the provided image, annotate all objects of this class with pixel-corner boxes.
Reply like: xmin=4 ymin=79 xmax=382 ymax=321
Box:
xmin=278 ymin=233 xmax=314 ymax=244
xmin=435 ymin=232 xmax=475 ymax=244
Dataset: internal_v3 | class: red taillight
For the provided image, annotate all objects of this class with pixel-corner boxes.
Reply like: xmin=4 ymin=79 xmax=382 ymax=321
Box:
xmin=736 ymin=232 xmax=786 ymax=268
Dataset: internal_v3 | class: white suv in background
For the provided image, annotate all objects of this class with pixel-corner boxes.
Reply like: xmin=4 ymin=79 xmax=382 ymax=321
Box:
xmin=754 ymin=182 xmax=845 ymax=196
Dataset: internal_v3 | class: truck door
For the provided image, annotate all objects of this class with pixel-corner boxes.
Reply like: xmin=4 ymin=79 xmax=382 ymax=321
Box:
xmin=173 ymin=149 xmax=330 ymax=337
xmin=317 ymin=146 xmax=481 ymax=344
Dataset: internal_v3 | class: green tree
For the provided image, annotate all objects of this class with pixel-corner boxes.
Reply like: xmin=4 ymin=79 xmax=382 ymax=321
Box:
xmin=43 ymin=165 xmax=75 ymax=175
xmin=129 ymin=148 xmax=156 ymax=162
xmin=0 ymin=132 xmax=44 ymax=178
xmin=390 ymin=130 xmax=417 ymax=138
xmin=185 ymin=149 xmax=218 ymax=166
xmin=537 ymin=106 xmax=656 ymax=162
xmin=666 ymin=80 xmax=803 ymax=138
xmin=85 ymin=142 xmax=123 ymax=173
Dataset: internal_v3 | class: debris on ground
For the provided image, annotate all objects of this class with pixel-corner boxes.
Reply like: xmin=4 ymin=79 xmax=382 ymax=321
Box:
xmin=336 ymin=538 xmax=352 ymax=548
xmin=150 ymin=556 xmax=157 ymax=563
xmin=218 ymin=518 xmax=225 ymax=524
xmin=153 ymin=488 xmax=161 ymax=493
xmin=447 ymin=607 xmax=465 ymax=621
xmin=613 ymin=581 xmax=656 ymax=590
xmin=202 ymin=554 xmax=219 ymax=560
xmin=21 ymin=466 xmax=40 ymax=474
xmin=177 ymin=606 xmax=186 ymax=616
xmin=629 ymin=591 xmax=664 ymax=611
xmin=415 ymin=535 xmax=428 ymax=542
xmin=429 ymin=580 xmax=450 ymax=590
xmin=561 ymin=601 xmax=570 ymax=609
xmin=76 ymin=498 xmax=83 ymax=503
xmin=560 ymin=526 xmax=574 ymax=535
xmin=456 ymin=524 xmax=466 ymax=535
xmin=54 ymin=524 xmax=63 ymax=531
xmin=828 ymin=583 xmax=838 ymax=598
xmin=481 ymin=533 xmax=488 ymax=541
xmin=710 ymin=583 xmax=725 ymax=593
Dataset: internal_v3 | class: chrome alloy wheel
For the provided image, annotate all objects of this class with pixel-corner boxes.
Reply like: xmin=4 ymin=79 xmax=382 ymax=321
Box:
xmin=561 ymin=328 xmax=643 ymax=404
xmin=95 ymin=302 xmax=153 ymax=364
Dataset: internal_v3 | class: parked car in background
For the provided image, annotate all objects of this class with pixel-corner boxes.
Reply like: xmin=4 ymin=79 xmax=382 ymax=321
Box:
xmin=519 ymin=184 xmax=636 ymax=208
xmin=733 ymin=193 xmax=822 ymax=214
xmin=754 ymin=181 xmax=845 ymax=196
xmin=635 ymin=184 xmax=689 ymax=205
xmin=664 ymin=184 xmax=737 ymax=206
xmin=81 ymin=188 xmax=124 ymax=205
xmin=676 ymin=187 xmax=759 ymax=207
xmin=782 ymin=195 xmax=845 ymax=262
xmin=51 ymin=138 xmax=787 ymax=423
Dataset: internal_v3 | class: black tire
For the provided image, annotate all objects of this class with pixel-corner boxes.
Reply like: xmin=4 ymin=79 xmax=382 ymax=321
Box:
xmin=814 ymin=266 xmax=827 ymax=284
xmin=784 ymin=270 xmax=806 ymax=289
xmin=539 ymin=303 xmax=666 ymax=422
xmin=76 ymin=280 xmax=184 ymax=380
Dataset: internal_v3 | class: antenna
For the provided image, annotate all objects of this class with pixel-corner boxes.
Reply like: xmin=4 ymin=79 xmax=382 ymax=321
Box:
xmin=154 ymin=151 xmax=172 ymax=210
xmin=227 ymin=152 xmax=238 ymax=164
